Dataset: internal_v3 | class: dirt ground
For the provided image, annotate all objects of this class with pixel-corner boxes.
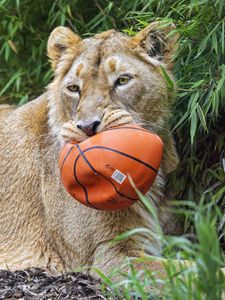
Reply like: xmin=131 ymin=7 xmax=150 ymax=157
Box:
xmin=0 ymin=268 xmax=110 ymax=299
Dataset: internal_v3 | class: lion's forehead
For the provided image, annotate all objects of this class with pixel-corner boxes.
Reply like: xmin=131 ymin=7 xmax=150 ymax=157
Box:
xmin=83 ymin=32 xmax=129 ymax=56
xmin=65 ymin=35 xmax=139 ymax=82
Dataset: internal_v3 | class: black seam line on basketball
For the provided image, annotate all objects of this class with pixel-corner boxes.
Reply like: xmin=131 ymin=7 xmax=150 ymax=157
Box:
xmin=73 ymin=153 xmax=99 ymax=209
xmin=60 ymin=144 xmax=76 ymax=175
xmin=75 ymin=144 xmax=138 ymax=202
xmin=82 ymin=146 xmax=158 ymax=174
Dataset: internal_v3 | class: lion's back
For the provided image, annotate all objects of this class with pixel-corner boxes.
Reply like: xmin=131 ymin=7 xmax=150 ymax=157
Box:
xmin=0 ymin=95 xmax=49 ymax=202
xmin=0 ymin=95 xmax=56 ymax=270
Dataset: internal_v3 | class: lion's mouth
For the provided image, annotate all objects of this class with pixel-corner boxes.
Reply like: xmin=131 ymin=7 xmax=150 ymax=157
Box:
xmin=61 ymin=109 xmax=136 ymax=143
xmin=98 ymin=109 xmax=135 ymax=131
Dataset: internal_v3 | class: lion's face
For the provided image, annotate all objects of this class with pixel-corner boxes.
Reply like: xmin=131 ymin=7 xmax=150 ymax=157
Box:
xmin=47 ymin=24 xmax=178 ymax=143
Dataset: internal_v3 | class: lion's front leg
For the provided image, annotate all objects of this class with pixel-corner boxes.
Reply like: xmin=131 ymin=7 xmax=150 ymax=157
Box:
xmin=91 ymin=244 xmax=187 ymax=283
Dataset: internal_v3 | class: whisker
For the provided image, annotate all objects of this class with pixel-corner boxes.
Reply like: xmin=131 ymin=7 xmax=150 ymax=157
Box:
xmin=141 ymin=120 xmax=168 ymax=132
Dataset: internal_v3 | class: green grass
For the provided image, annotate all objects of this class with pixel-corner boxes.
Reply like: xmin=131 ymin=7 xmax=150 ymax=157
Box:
xmin=0 ymin=0 xmax=224 ymax=298
xmin=96 ymin=192 xmax=225 ymax=299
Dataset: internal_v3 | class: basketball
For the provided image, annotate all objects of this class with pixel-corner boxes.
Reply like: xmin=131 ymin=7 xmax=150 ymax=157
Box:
xmin=59 ymin=124 xmax=163 ymax=211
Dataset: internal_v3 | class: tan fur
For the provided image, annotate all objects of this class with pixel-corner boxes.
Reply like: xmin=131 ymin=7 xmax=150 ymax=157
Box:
xmin=0 ymin=22 xmax=180 ymax=275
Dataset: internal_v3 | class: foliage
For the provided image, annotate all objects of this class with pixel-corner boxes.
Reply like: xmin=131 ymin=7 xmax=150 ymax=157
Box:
xmin=96 ymin=192 xmax=225 ymax=299
xmin=0 ymin=0 xmax=224 ymax=298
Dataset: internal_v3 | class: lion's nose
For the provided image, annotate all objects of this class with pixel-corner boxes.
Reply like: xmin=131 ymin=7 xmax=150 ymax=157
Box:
xmin=77 ymin=119 xmax=101 ymax=136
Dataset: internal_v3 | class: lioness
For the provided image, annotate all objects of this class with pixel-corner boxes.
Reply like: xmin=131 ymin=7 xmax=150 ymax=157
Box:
xmin=0 ymin=22 xmax=179 ymax=274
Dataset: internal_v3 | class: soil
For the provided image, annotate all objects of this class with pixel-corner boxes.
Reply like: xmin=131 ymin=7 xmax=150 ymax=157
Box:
xmin=0 ymin=268 xmax=110 ymax=300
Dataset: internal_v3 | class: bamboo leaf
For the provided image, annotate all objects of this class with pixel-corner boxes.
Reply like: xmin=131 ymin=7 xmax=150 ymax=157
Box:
xmin=160 ymin=65 xmax=175 ymax=89
xmin=190 ymin=110 xmax=197 ymax=145
xmin=112 ymin=228 xmax=153 ymax=243
xmin=196 ymin=104 xmax=208 ymax=132
xmin=212 ymin=32 xmax=218 ymax=54
xmin=0 ymin=71 xmax=24 ymax=96
xmin=8 ymin=39 xmax=18 ymax=54
xmin=222 ymin=21 xmax=224 ymax=56
xmin=216 ymin=78 xmax=225 ymax=93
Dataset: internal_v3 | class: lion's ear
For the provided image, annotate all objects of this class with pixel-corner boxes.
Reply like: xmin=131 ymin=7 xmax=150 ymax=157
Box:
xmin=130 ymin=21 xmax=179 ymax=69
xmin=47 ymin=26 xmax=81 ymax=70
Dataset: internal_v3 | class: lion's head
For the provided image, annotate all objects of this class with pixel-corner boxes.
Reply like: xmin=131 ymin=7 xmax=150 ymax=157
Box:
xmin=47 ymin=22 xmax=179 ymax=173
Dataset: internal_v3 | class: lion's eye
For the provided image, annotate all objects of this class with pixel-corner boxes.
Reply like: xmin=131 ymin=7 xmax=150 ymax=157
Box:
xmin=115 ymin=74 xmax=133 ymax=86
xmin=67 ymin=85 xmax=80 ymax=93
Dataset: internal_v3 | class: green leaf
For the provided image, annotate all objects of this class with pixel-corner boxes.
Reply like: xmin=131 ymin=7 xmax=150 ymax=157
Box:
xmin=216 ymin=77 xmax=225 ymax=93
xmin=190 ymin=110 xmax=197 ymax=145
xmin=112 ymin=228 xmax=153 ymax=243
xmin=196 ymin=104 xmax=208 ymax=132
xmin=172 ymin=111 xmax=189 ymax=132
xmin=212 ymin=32 xmax=218 ymax=54
xmin=16 ymin=0 xmax=20 ymax=11
xmin=188 ymin=91 xmax=199 ymax=111
xmin=0 ymin=70 xmax=24 ymax=96
xmin=90 ymin=267 xmax=113 ymax=285
xmin=222 ymin=21 xmax=224 ymax=56
xmin=19 ymin=94 xmax=28 ymax=106
xmin=160 ymin=65 xmax=175 ymax=89
xmin=191 ymin=79 xmax=204 ymax=89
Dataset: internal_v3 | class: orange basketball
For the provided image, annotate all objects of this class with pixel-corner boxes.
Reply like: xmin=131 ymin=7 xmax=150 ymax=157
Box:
xmin=59 ymin=124 xmax=163 ymax=211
